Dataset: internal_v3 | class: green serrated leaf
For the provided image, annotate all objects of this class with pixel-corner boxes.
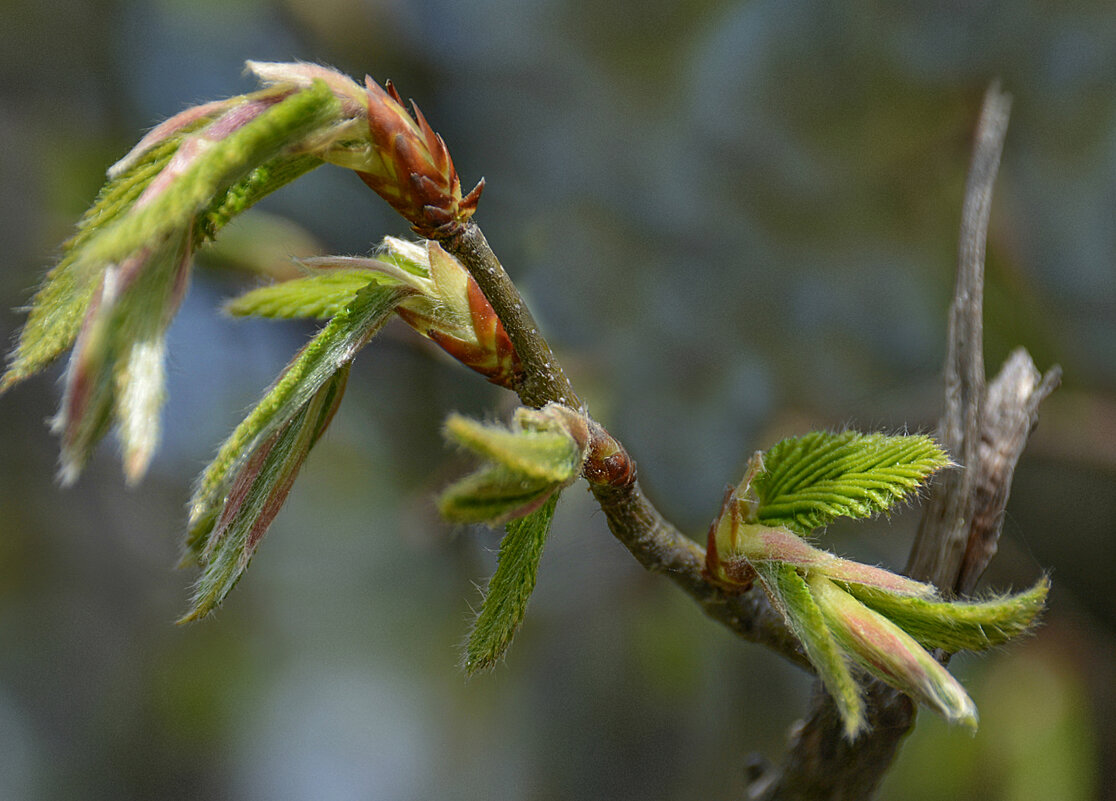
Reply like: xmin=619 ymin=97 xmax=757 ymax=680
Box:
xmin=444 ymin=414 xmax=583 ymax=484
xmin=186 ymin=283 xmax=411 ymax=558
xmin=844 ymin=577 xmax=1049 ymax=652
xmin=79 ymin=84 xmax=341 ymax=274
xmin=1 ymin=135 xmax=186 ymax=392
xmin=465 ymin=493 xmax=559 ymax=674
xmin=227 ymin=271 xmax=393 ymax=319
xmin=756 ymin=561 xmax=865 ymax=739
xmin=753 ymin=431 xmax=951 ymax=535
xmin=196 ymin=153 xmax=323 ymax=243
xmin=437 ymin=465 xmax=557 ymax=526
xmin=181 ymin=365 xmax=349 ymax=621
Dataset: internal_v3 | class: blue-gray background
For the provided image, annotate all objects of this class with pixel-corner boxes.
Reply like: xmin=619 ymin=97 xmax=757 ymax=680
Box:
xmin=1 ymin=1 xmax=1112 ymax=798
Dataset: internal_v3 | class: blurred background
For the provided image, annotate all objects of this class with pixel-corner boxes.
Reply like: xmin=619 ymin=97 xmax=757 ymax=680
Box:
xmin=1 ymin=0 xmax=1113 ymax=798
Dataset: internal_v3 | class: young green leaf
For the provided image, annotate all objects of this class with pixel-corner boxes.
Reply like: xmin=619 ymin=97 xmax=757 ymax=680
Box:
xmin=1 ymin=135 xmax=185 ymax=393
xmin=77 ymin=83 xmax=341 ymax=274
xmin=180 ymin=365 xmax=350 ymax=622
xmin=186 ymin=283 xmax=412 ymax=558
xmin=809 ymin=573 xmax=978 ymax=730
xmin=226 ymin=271 xmax=393 ymax=320
xmin=437 ymin=466 xmax=559 ymax=526
xmin=752 ymin=431 xmax=952 ymax=535
xmin=843 ymin=577 xmax=1049 ymax=652
xmin=465 ymin=493 xmax=559 ymax=674
xmin=756 ymin=561 xmax=866 ymax=739
xmin=444 ymin=413 xmax=584 ymax=484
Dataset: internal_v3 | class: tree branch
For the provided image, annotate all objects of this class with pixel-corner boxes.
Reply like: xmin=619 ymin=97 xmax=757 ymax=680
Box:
xmin=744 ymin=82 xmax=1061 ymax=800
xmin=443 ymin=223 xmax=581 ymax=410
xmin=440 ymin=223 xmax=806 ymax=666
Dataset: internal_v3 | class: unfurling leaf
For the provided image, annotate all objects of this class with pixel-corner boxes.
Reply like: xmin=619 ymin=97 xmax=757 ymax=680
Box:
xmin=753 ymin=431 xmax=952 ymax=535
xmin=438 ymin=404 xmax=588 ymax=526
xmin=226 ymin=270 xmax=392 ymax=319
xmin=180 ymin=366 xmax=350 ymax=622
xmin=843 ymin=576 xmax=1050 ymax=652
xmin=706 ymin=429 xmax=1045 ymax=736
xmin=809 ymin=574 xmax=979 ymax=730
xmin=465 ymin=494 xmax=559 ymax=674
xmin=757 ymin=562 xmax=866 ymax=739
xmin=186 ymin=283 xmax=411 ymax=561
xmin=441 ymin=407 xmax=585 ymax=664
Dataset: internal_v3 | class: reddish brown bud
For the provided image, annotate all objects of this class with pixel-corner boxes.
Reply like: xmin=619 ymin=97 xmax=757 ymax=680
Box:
xmin=356 ymin=77 xmax=484 ymax=238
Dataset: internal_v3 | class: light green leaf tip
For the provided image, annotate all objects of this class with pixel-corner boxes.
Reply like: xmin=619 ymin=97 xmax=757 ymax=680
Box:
xmin=844 ymin=576 xmax=1049 ymax=652
xmin=226 ymin=270 xmax=395 ymax=320
xmin=444 ymin=413 xmax=584 ymax=484
xmin=753 ymin=431 xmax=952 ymax=535
xmin=465 ymin=493 xmax=559 ymax=674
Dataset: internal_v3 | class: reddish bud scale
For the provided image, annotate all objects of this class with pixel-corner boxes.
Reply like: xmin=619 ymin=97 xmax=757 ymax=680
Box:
xmin=394 ymin=272 xmax=521 ymax=388
xmin=465 ymin=276 xmax=520 ymax=384
xmin=704 ymin=497 xmax=757 ymax=591
xmin=705 ymin=532 xmax=758 ymax=593
xmin=357 ymin=78 xmax=483 ymax=238
xmin=581 ymin=419 xmax=637 ymax=488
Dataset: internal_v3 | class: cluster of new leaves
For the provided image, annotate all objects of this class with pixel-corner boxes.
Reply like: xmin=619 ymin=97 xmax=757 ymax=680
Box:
xmin=1 ymin=82 xmax=340 ymax=483
xmin=705 ymin=431 xmax=1048 ymax=738
xmin=0 ymin=62 xmax=510 ymax=621
xmin=439 ymin=405 xmax=589 ymax=672
xmin=181 ymin=236 xmax=524 ymax=619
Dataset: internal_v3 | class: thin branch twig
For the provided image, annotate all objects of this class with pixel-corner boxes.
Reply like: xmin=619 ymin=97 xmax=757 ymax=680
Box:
xmin=907 ymin=81 xmax=1010 ymax=591
xmin=444 ymin=224 xmax=581 ymax=410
